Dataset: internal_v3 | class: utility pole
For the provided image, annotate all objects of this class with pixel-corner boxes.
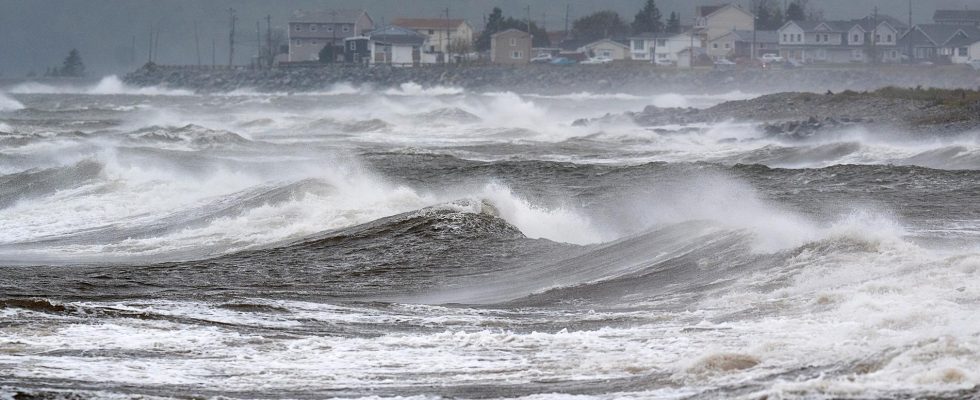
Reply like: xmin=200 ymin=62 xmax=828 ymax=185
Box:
xmin=266 ymin=15 xmax=273 ymax=67
xmin=525 ymin=5 xmax=532 ymax=46
xmin=444 ymin=7 xmax=451 ymax=63
xmin=147 ymin=28 xmax=154 ymax=63
xmin=690 ymin=17 xmax=696 ymax=69
xmin=131 ymin=35 xmax=137 ymax=65
xmin=872 ymin=6 xmax=879 ymax=65
xmin=228 ymin=8 xmax=237 ymax=67
xmin=564 ymin=3 xmax=571 ymax=39
xmin=907 ymin=0 xmax=913 ymax=63
xmin=256 ymin=20 xmax=262 ymax=68
xmin=194 ymin=21 xmax=201 ymax=67
xmin=154 ymin=27 xmax=161 ymax=63
xmin=211 ymin=38 xmax=216 ymax=68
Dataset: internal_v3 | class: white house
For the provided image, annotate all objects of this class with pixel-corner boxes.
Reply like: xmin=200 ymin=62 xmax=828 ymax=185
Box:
xmin=900 ymin=24 xmax=980 ymax=63
xmin=578 ymin=39 xmax=630 ymax=60
xmin=391 ymin=18 xmax=474 ymax=63
xmin=629 ymin=32 xmax=699 ymax=64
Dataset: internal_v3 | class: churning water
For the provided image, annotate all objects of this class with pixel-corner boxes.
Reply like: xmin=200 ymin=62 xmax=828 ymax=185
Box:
xmin=0 ymin=77 xmax=978 ymax=399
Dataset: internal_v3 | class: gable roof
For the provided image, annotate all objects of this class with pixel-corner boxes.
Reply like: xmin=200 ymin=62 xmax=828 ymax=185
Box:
xmin=911 ymin=24 xmax=980 ymax=46
xmin=369 ymin=25 xmax=427 ymax=45
xmin=697 ymin=4 xmax=753 ymax=19
xmin=491 ymin=28 xmax=531 ymax=39
xmin=581 ymin=38 xmax=630 ymax=50
xmin=390 ymin=18 xmax=469 ymax=30
xmin=291 ymin=9 xmax=369 ymax=24
xmin=629 ymin=32 xmax=678 ymax=40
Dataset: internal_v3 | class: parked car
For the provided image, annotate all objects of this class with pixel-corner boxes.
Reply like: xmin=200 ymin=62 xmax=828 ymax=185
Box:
xmin=713 ymin=58 xmax=736 ymax=70
xmin=759 ymin=53 xmax=784 ymax=63
xmin=970 ymin=59 xmax=980 ymax=71
xmin=653 ymin=58 xmax=676 ymax=67
xmin=549 ymin=57 xmax=577 ymax=66
xmin=530 ymin=53 xmax=553 ymax=63
xmin=580 ymin=56 xmax=613 ymax=65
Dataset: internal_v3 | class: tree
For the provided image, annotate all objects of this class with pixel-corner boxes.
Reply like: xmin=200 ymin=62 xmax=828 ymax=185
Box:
xmin=60 ymin=49 xmax=85 ymax=77
xmin=631 ymin=0 xmax=664 ymax=34
xmin=771 ymin=7 xmax=784 ymax=29
xmin=572 ymin=11 xmax=629 ymax=42
xmin=475 ymin=8 xmax=549 ymax=51
xmin=754 ymin=0 xmax=784 ymax=30
xmin=318 ymin=45 xmax=334 ymax=63
xmin=666 ymin=12 xmax=681 ymax=33
xmin=476 ymin=7 xmax=505 ymax=51
xmin=786 ymin=1 xmax=806 ymax=21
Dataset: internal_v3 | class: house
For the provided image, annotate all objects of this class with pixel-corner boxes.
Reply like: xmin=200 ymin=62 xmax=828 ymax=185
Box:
xmin=899 ymin=24 xmax=980 ymax=63
xmin=777 ymin=21 xmax=853 ymax=63
xmin=677 ymin=47 xmax=710 ymax=68
xmin=288 ymin=9 xmax=374 ymax=62
xmin=578 ymin=39 xmax=630 ymax=60
xmin=368 ymin=25 xmax=425 ymax=65
xmin=776 ymin=18 xmax=906 ymax=64
xmin=490 ymin=29 xmax=532 ymax=64
xmin=970 ymin=40 xmax=980 ymax=61
xmin=391 ymin=18 xmax=474 ymax=63
xmin=848 ymin=16 xmax=907 ymax=63
xmin=343 ymin=37 xmax=371 ymax=64
xmin=629 ymin=32 xmax=699 ymax=64
xmin=695 ymin=4 xmax=755 ymax=43
xmin=933 ymin=9 xmax=980 ymax=27
xmin=708 ymin=30 xmax=777 ymax=59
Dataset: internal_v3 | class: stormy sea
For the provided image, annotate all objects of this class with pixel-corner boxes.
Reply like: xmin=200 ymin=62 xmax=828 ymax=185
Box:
xmin=0 ymin=76 xmax=978 ymax=399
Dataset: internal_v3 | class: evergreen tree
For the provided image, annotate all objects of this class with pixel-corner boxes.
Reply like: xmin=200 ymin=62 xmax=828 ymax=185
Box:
xmin=786 ymin=1 xmax=806 ymax=21
xmin=631 ymin=0 xmax=664 ymax=34
xmin=666 ymin=12 xmax=681 ymax=33
xmin=60 ymin=49 xmax=85 ymax=77
xmin=771 ymin=7 xmax=784 ymax=28
xmin=318 ymin=45 xmax=334 ymax=63
xmin=572 ymin=11 xmax=629 ymax=41
xmin=476 ymin=7 xmax=505 ymax=51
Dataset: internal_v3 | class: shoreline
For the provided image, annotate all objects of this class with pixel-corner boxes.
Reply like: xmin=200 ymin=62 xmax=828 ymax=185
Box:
xmin=121 ymin=63 xmax=980 ymax=95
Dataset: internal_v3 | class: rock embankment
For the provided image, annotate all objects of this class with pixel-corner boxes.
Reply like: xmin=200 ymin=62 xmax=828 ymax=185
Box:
xmin=596 ymin=89 xmax=980 ymax=136
xmin=123 ymin=63 xmax=980 ymax=94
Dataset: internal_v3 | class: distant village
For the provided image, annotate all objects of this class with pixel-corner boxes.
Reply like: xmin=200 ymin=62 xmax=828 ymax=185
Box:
xmin=168 ymin=1 xmax=980 ymax=70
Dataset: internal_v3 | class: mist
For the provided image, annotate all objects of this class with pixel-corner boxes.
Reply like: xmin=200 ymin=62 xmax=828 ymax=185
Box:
xmin=1 ymin=0 xmax=975 ymax=76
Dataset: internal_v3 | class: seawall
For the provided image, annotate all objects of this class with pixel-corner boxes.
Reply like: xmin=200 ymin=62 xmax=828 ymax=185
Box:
xmin=122 ymin=63 xmax=980 ymax=94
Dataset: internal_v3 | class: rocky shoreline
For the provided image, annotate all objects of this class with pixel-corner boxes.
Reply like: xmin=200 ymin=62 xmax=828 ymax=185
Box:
xmin=123 ymin=63 xmax=980 ymax=95
xmin=581 ymin=88 xmax=980 ymax=136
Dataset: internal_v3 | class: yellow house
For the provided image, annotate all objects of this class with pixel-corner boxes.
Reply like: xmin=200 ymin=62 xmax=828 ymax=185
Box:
xmin=391 ymin=18 xmax=475 ymax=61
xmin=695 ymin=4 xmax=755 ymax=43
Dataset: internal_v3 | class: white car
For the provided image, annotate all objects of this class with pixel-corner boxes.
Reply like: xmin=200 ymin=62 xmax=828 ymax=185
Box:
xmin=581 ymin=56 xmax=613 ymax=65
xmin=760 ymin=53 xmax=784 ymax=63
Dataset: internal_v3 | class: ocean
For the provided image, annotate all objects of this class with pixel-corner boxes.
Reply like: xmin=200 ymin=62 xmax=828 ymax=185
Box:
xmin=0 ymin=76 xmax=978 ymax=399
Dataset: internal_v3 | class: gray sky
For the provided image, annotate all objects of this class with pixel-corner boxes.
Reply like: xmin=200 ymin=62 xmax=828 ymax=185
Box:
xmin=0 ymin=0 xmax=975 ymax=76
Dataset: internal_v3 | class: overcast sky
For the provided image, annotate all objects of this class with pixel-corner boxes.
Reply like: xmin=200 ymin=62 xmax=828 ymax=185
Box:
xmin=0 ymin=0 xmax=975 ymax=76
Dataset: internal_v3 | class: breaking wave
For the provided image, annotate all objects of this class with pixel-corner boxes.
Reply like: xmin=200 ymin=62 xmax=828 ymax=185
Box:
xmin=8 ymin=75 xmax=194 ymax=96
xmin=0 ymin=91 xmax=24 ymax=111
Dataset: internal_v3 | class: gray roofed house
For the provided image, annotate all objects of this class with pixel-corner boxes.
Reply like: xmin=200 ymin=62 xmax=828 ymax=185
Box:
xmin=709 ymin=30 xmax=778 ymax=59
xmin=899 ymin=24 xmax=980 ymax=62
xmin=368 ymin=25 xmax=425 ymax=65
xmin=934 ymin=9 xmax=980 ymax=27
xmin=287 ymin=9 xmax=375 ymax=62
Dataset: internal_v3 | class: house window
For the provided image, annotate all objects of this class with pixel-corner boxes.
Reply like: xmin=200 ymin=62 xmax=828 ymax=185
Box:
xmin=510 ymin=38 xmax=517 ymax=46
xmin=891 ymin=50 xmax=898 ymax=58
xmin=887 ymin=34 xmax=892 ymax=42
xmin=797 ymin=34 xmax=802 ymax=42
xmin=311 ymin=24 xmax=317 ymax=32
xmin=511 ymin=51 xmax=523 ymax=59
xmin=713 ymin=43 xmax=719 ymax=49
xmin=327 ymin=26 xmax=333 ymax=32
xmin=783 ymin=34 xmax=787 ymax=42
xmin=295 ymin=25 xmax=302 ymax=31
xmin=853 ymin=34 xmax=859 ymax=42
xmin=633 ymin=40 xmax=643 ymax=50
xmin=959 ymin=47 xmax=968 ymax=56
xmin=602 ymin=50 xmax=611 ymax=57
xmin=294 ymin=39 xmax=302 ymax=46
xmin=657 ymin=39 xmax=666 ymax=46
xmin=724 ymin=43 xmax=730 ymax=49
xmin=429 ymin=29 xmax=435 ymax=35
xmin=343 ymin=26 xmax=350 ymax=33
xmin=875 ymin=34 xmax=881 ymax=42
xmin=350 ymin=41 xmax=356 ymax=50
xmin=823 ymin=34 xmax=829 ymax=42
